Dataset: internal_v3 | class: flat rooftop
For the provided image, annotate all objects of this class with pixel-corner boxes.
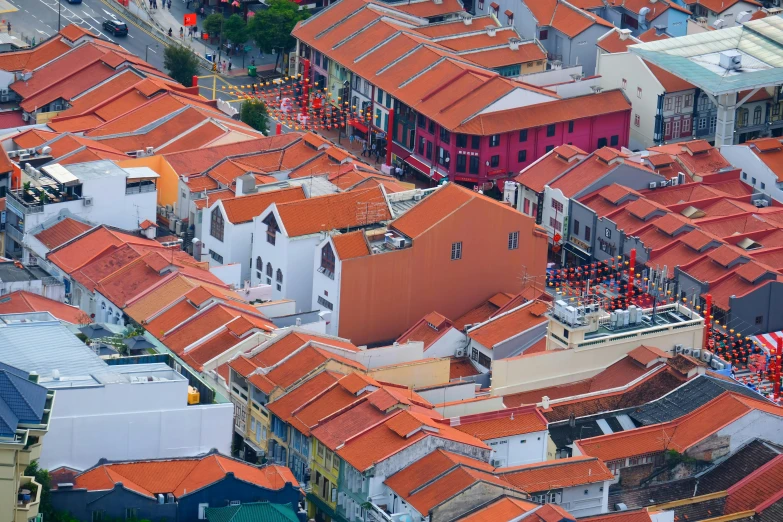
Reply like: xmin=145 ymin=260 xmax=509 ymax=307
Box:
xmin=585 ymin=307 xmax=696 ymax=340
xmin=630 ymin=15 xmax=783 ymax=94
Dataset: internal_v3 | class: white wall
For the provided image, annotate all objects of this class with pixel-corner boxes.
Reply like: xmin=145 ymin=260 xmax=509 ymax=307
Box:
xmin=210 ymin=263 xmax=241 ymax=288
xmin=40 ymin=380 xmax=233 ymax=470
xmin=488 ymin=430 xmax=547 ymax=468
xmin=205 ymin=202 xmax=253 ymax=282
xmin=425 ymin=328 xmax=467 ymax=359
xmin=95 ymin=291 xmax=125 ymax=326
xmin=312 ymin=237 xmax=341 ymax=336
xmin=319 ymin=341 xmax=424 ymax=369
xmin=0 ymin=70 xmax=15 ymax=91
xmin=416 ymin=382 xmax=476 ymax=405
xmin=721 ymin=145 xmax=783 ymax=203
xmin=541 ymin=187 xmax=569 ymax=241
xmin=560 ymin=482 xmax=608 ymax=517
xmin=435 ymin=396 xmax=506 ymax=417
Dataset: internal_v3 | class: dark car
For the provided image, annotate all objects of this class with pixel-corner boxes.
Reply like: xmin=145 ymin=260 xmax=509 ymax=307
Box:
xmin=67 ymin=0 xmax=82 ymax=4
xmin=103 ymin=20 xmax=128 ymax=36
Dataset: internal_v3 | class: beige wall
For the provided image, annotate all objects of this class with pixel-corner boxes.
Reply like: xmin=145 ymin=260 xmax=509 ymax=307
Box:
xmin=369 ymin=358 xmax=450 ymax=388
xmin=117 ymin=155 xmax=181 ymax=208
xmin=435 ymin=396 xmax=506 ymax=418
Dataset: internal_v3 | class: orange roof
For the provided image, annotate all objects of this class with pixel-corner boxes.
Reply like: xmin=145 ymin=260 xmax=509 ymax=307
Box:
xmin=414 ymin=17 xmax=500 ymax=38
xmin=275 ymin=187 xmax=390 ymax=237
xmin=265 ymin=371 xmax=342 ymax=427
xmin=467 ymin=300 xmax=548 ymax=349
xmin=397 ymin=311 xmax=455 ymax=350
xmin=0 ymin=36 xmax=71 ymax=73
xmin=34 ymin=218 xmax=92 ymax=250
xmin=450 ymin=358 xmax=481 ymax=379
xmin=337 ymin=410 xmax=489 ymax=471
xmin=332 ymin=230 xmax=370 ymax=260
xmin=515 ymin=145 xmax=586 ymax=193
xmin=454 ymin=89 xmax=630 ymax=135
xmin=392 ymin=0 xmax=464 ymax=17
xmin=628 ymin=345 xmax=670 ymax=365
xmin=580 ymin=511 xmax=652 ymax=522
xmin=577 ymin=392 xmax=783 ymax=462
xmin=724 ymin=454 xmax=783 ymax=514
xmin=125 ymin=276 xmax=197 ymax=324
xmin=185 ymin=176 xmax=219 ymax=193
xmin=47 ymin=226 xmax=160 ymax=274
xmin=597 ymin=29 xmax=641 ymax=53
xmin=74 ymin=454 xmax=297 ymax=498
xmin=447 ymin=406 xmax=548 ymax=439
xmin=0 ymin=290 xmax=86 ymax=324
xmin=460 ymin=497 xmax=539 ymax=522
xmin=551 ymin=2 xmax=613 ymax=38
xmin=497 ymin=456 xmax=614 ymax=490
xmin=221 ymin=186 xmax=306 ymax=224
xmin=645 ymin=61 xmax=694 ymax=92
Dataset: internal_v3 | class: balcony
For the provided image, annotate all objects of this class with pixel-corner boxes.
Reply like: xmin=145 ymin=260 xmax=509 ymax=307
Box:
xmin=125 ymin=181 xmax=156 ymax=195
xmin=5 ymin=223 xmax=24 ymax=244
xmin=16 ymin=476 xmax=41 ymax=522
xmin=365 ymin=502 xmax=393 ymax=522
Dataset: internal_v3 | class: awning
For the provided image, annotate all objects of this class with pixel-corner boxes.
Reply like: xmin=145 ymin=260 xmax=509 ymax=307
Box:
xmin=752 ymin=331 xmax=781 ymax=354
xmin=349 ymin=119 xmax=368 ymax=133
xmin=41 ymin=164 xmax=78 ymax=186
xmin=124 ymin=167 xmax=160 ymax=179
xmin=405 ymin=155 xmax=431 ymax=176
xmin=563 ymin=241 xmax=590 ymax=261
xmin=432 ymin=172 xmax=445 ymax=182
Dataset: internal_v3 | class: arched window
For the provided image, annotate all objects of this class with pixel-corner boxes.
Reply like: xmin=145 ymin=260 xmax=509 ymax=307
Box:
xmin=753 ymin=105 xmax=763 ymax=126
xmin=263 ymin=213 xmax=280 ymax=245
xmin=256 ymin=256 xmax=263 ymax=271
xmin=737 ymin=108 xmax=749 ymax=127
xmin=266 ymin=262 xmax=273 ymax=278
xmin=320 ymin=243 xmax=336 ymax=279
xmin=210 ymin=208 xmax=224 ymax=242
xmin=276 ymin=269 xmax=283 ymax=283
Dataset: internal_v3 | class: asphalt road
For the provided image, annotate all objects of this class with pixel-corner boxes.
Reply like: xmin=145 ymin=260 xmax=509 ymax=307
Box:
xmin=6 ymin=0 xmax=167 ymax=69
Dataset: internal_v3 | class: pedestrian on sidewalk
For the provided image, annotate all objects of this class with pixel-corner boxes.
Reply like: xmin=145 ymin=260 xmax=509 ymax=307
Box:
xmin=168 ymin=28 xmax=173 ymax=37
xmin=228 ymin=61 xmax=232 ymax=72
xmin=180 ymin=27 xmax=184 ymax=38
xmin=6 ymin=22 xmax=10 ymax=33
xmin=168 ymin=0 xmax=172 ymax=8
xmin=361 ymin=141 xmax=367 ymax=157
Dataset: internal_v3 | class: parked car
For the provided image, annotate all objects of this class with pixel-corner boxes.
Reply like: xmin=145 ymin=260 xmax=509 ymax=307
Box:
xmin=67 ymin=0 xmax=83 ymax=4
xmin=103 ymin=20 xmax=128 ymax=36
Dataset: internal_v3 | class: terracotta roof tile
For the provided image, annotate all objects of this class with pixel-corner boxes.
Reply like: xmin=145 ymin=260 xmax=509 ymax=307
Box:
xmin=185 ymin=176 xmax=219 ymax=193
xmin=332 ymin=231 xmax=370 ymax=260
xmin=125 ymin=276 xmax=196 ymax=324
xmin=0 ymin=36 xmax=71 ymax=72
xmin=724 ymin=454 xmax=783 ymax=514
xmin=597 ymin=29 xmax=641 ymax=53
xmin=266 ymin=372 xmax=341 ymax=425
xmin=221 ymin=186 xmax=306 ymax=224
xmin=448 ymin=407 xmax=548 ymax=439
xmin=392 ymin=183 xmax=477 ymax=238
xmin=468 ymin=300 xmax=548 ymax=349
xmin=34 ymin=218 xmax=92 ymax=250
xmin=0 ymin=290 xmax=86 ymax=324
xmin=580 ymin=510 xmax=652 ymax=522
xmin=460 ymin=497 xmax=538 ymax=522
xmin=47 ymin=226 xmax=160 ymax=274
xmin=515 ymin=146 xmax=583 ymax=193
xmin=497 ymin=456 xmax=614 ymax=490
xmin=552 ymin=2 xmax=612 ymax=38
xmin=311 ymin=400 xmax=391 ymax=450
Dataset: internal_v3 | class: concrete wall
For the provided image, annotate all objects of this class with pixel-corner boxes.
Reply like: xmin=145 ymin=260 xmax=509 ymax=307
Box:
xmin=425 ymin=328 xmax=467 ymax=359
xmin=487 ymin=430 xmax=548 ymax=467
xmin=435 ymin=396 xmax=506 ymax=417
xmin=490 ymin=321 xmax=548 ymax=360
xmin=726 ymin=280 xmax=783 ymax=337
xmin=40 ymin=379 xmax=233 ymax=470
xmin=51 ymin=486 xmax=178 ymax=522
xmin=368 ymin=358 xmax=451 ymax=388
xmin=416 ymin=382 xmax=477 ymax=405
xmin=560 ymin=482 xmax=608 ymax=517
xmin=721 ymin=145 xmax=783 ymax=204
xmin=430 ymin=482 xmax=529 ymax=522
xmin=117 ymin=155 xmax=181 ymax=208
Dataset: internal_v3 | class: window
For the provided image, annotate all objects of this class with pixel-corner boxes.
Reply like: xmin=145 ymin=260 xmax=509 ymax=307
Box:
xmin=710 ymin=116 xmax=717 ymax=133
xmin=317 ymin=296 xmax=334 ymax=310
xmin=490 ymin=155 xmax=500 ymax=167
xmin=418 ymin=136 xmax=425 ymax=155
xmin=518 ymin=150 xmax=527 ymax=162
xmin=621 ymin=78 xmax=627 ymax=90
xmin=551 ymin=199 xmax=564 ymax=213
xmin=451 ymin=241 xmax=462 ymax=260
xmin=523 ymin=199 xmax=530 ymax=214
xmin=752 ymin=177 xmax=757 ymax=185
xmin=682 ymin=118 xmax=691 ymax=132
xmin=597 ymin=137 xmax=607 ymax=148
xmin=210 ymin=208 xmax=224 ymax=242
xmin=478 ymin=0 xmax=483 ymax=8
xmin=321 ymin=243 xmax=336 ymax=277
xmin=519 ymin=129 xmax=528 ymax=142
xmin=664 ymin=97 xmax=672 ymax=111
xmin=124 ymin=509 xmax=139 ymax=521
xmin=471 ymin=135 xmax=481 ymax=149
xmin=478 ymin=352 xmax=492 ymax=368
xmin=546 ymin=124 xmax=556 ymax=137
xmin=637 ymin=87 xmax=642 ymax=98
xmin=674 ymin=96 xmax=682 ymax=113
xmin=209 ymin=250 xmax=223 ymax=264
xmin=376 ymin=88 xmax=383 ymax=103
xmin=585 ymin=226 xmax=591 ymax=241
xmin=634 ymin=114 xmax=640 ymax=127
xmin=508 ymin=231 xmax=519 ymax=250
xmin=699 ymin=94 xmax=710 ymax=112
xmin=92 ymin=512 xmax=106 ymax=522
xmin=438 ymin=147 xmax=450 ymax=168
xmin=489 ymin=134 xmax=500 ymax=147
xmin=426 ymin=141 xmax=433 ymax=159
xmin=568 ymin=121 xmax=574 ymax=133
xmin=428 ymin=119 xmax=435 ymax=134
xmin=417 ymin=114 xmax=426 ymax=128
xmin=563 ymin=329 xmax=569 ymax=339
xmin=743 ymin=172 xmax=748 ymax=180
xmin=266 ymin=263 xmax=273 ymax=278
xmin=604 ymin=228 xmax=612 ymax=239
xmin=539 ymin=29 xmax=548 ymax=40
xmin=507 ymin=13 xmax=513 ymax=24
xmin=584 ymin=490 xmax=589 ymax=495
xmin=737 ymin=108 xmax=749 ymax=127
xmin=317 ymin=440 xmax=325 ymax=458
xmin=456 ymin=154 xmax=467 ymax=173
xmin=263 ymin=213 xmax=280 ymax=245
xmin=699 ymin=117 xmax=706 ymax=129
xmin=761 ymin=182 xmax=766 ymax=189
xmin=549 ymin=217 xmax=562 ymax=231
xmin=471 ymin=347 xmax=479 ymax=361
xmin=545 ymin=144 xmax=554 ymax=153
xmin=276 ymin=269 xmax=283 ymax=283
xmin=439 ymin=127 xmax=451 ymax=144
xmin=755 ymin=315 xmax=764 ymax=325
xmin=520 ymin=439 xmax=526 ymax=443
xmin=684 ymin=94 xmax=692 ymax=107
xmin=457 ymin=133 xmax=468 ymax=147
xmin=469 ymin=156 xmax=480 ymax=174
xmin=256 ymin=256 xmax=263 ymax=271
xmin=754 ymin=105 xmax=763 ymax=125
xmin=333 ymin=454 xmax=340 ymax=472
xmin=573 ymin=220 xmax=580 ymax=235
xmin=198 ymin=504 xmax=210 ymax=520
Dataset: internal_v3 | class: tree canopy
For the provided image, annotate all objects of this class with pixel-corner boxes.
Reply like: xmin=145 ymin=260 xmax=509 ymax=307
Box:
xmin=203 ymin=13 xmax=225 ymax=39
xmin=223 ymin=14 xmax=248 ymax=46
xmin=163 ymin=45 xmax=200 ymax=87
xmin=240 ymin=99 xmax=270 ymax=135
xmin=248 ymin=0 xmax=309 ymax=55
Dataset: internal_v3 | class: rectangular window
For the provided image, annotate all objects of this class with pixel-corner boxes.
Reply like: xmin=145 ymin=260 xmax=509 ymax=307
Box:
xmin=621 ymin=78 xmax=627 ymax=90
xmin=551 ymin=199 xmax=564 ymax=213
xmin=546 ymin=124 xmax=556 ymax=137
xmin=545 ymin=144 xmax=554 ymax=153
xmin=428 ymin=119 xmax=435 ymax=134
xmin=634 ymin=114 xmax=640 ymax=127
xmin=539 ymin=29 xmax=548 ymax=40
xmin=451 ymin=242 xmax=462 ymax=260
xmin=490 ymin=155 xmax=500 ymax=167
xmin=573 ymin=220 xmax=580 ymax=236
xmin=456 ymin=154 xmax=466 ymax=173
xmin=752 ymin=177 xmax=757 ymax=185
xmin=756 ymin=315 xmax=764 ymax=325
xmin=585 ymin=226 xmax=591 ymax=241
xmin=417 ymin=114 xmax=426 ymax=128
xmin=418 ymin=137 xmax=425 ymax=155
xmin=209 ymin=250 xmax=223 ymax=264
xmin=456 ymin=133 xmax=467 ymax=147
xmin=523 ymin=198 xmax=530 ymax=214
xmin=376 ymin=89 xmax=383 ymax=103
xmin=568 ymin=121 xmax=574 ymax=133
xmin=471 ymin=135 xmax=481 ymax=149
xmin=210 ymin=208 xmax=224 ymax=242
xmin=549 ymin=217 xmax=562 ymax=231
xmin=489 ymin=135 xmax=500 ymax=147
xmin=675 ymin=96 xmax=682 ymax=113
xmin=684 ymin=94 xmax=693 ymax=107
xmin=478 ymin=352 xmax=492 ymax=369
xmin=438 ymin=147 xmax=450 ymax=167
xmin=699 ymin=117 xmax=706 ymax=129
xmin=385 ymin=92 xmax=392 ymax=109
xmin=198 ymin=504 xmax=209 ymax=520
xmin=469 ymin=156 xmax=480 ymax=174
xmin=761 ymin=182 xmax=766 ymax=189
xmin=610 ymin=135 xmax=619 ymax=146
xmin=508 ymin=231 xmax=519 ymax=250
xmin=439 ymin=127 xmax=451 ymax=144
xmin=125 ymin=508 xmax=138 ymax=520
xmin=317 ymin=296 xmax=334 ymax=311
xmin=426 ymin=141 xmax=433 ymax=159
xmin=664 ymin=97 xmax=672 ymax=111
xmin=519 ymin=129 xmax=528 ymax=142
xmin=478 ymin=0 xmax=483 ymax=8
xmin=518 ymin=150 xmax=527 ymax=162
xmin=471 ymin=347 xmax=478 ymax=361
xmin=604 ymin=228 xmax=612 ymax=239
xmin=637 ymin=87 xmax=642 ymax=98
xmin=682 ymin=118 xmax=691 ymax=132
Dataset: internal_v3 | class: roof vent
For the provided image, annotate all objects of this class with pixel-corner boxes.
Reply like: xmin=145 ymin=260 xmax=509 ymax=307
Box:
xmin=52 ymin=369 xmax=60 ymax=381
xmin=509 ymin=38 xmax=521 ymax=51
xmin=433 ymin=0 xmax=443 ymax=4
xmin=463 ymin=16 xmax=473 ymax=25
xmin=486 ymin=25 xmax=497 ymax=37
xmin=719 ymin=50 xmax=742 ymax=71
xmin=618 ymin=29 xmax=632 ymax=40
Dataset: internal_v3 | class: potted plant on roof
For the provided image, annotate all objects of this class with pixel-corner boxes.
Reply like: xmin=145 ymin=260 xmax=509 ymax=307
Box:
xmin=22 ymin=181 xmax=31 ymax=201
xmin=39 ymin=191 xmax=48 ymax=205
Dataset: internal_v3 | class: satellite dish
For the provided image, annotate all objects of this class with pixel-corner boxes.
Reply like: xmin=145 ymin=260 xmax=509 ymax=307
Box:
xmin=736 ymin=11 xmax=752 ymax=23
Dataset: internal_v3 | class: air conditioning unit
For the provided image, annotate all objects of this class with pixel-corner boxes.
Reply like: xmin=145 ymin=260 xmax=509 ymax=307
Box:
xmin=0 ymin=95 xmax=8 ymax=103
xmin=21 ymin=113 xmax=29 ymax=122
xmin=0 ymin=88 xmax=8 ymax=95
xmin=134 ymin=150 xmax=145 ymax=157
xmin=648 ymin=182 xmax=657 ymax=189
xmin=52 ymin=104 xmax=63 ymax=111
xmin=757 ymin=200 xmax=770 ymax=207
xmin=491 ymin=459 xmax=503 ymax=467
xmin=146 ymin=146 xmax=154 ymax=155
xmin=456 ymin=349 xmax=465 ymax=357
xmin=692 ymin=349 xmax=701 ymax=359
xmin=683 ymin=347 xmax=692 ymax=356
xmin=670 ymin=177 xmax=679 ymax=186
xmin=701 ymin=350 xmax=713 ymax=363
xmin=7 ymin=150 xmax=16 ymax=158
xmin=711 ymin=359 xmax=725 ymax=371
xmin=674 ymin=344 xmax=683 ymax=354
xmin=83 ymin=196 xmax=94 ymax=207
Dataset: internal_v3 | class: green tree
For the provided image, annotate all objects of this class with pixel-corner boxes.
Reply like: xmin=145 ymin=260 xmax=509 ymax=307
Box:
xmin=248 ymin=0 xmax=310 ymax=71
xmin=203 ymin=13 xmax=225 ymax=39
xmin=163 ymin=45 xmax=200 ymax=87
xmin=24 ymin=461 xmax=54 ymax=520
xmin=240 ymin=99 xmax=269 ymax=134
xmin=223 ymin=14 xmax=248 ymax=46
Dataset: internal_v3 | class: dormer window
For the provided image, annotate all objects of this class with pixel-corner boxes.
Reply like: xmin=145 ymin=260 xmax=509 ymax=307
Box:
xmin=210 ymin=208 xmax=224 ymax=242
xmin=263 ymin=213 xmax=279 ymax=245
xmin=320 ymin=243 xmax=336 ymax=279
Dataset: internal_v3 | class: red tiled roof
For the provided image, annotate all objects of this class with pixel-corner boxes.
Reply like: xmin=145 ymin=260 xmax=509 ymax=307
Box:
xmin=397 ymin=311 xmax=455 ymax=350
xmin=74 ymin=454 xmax=297 ymax=498
xmin=580 ymin=510 xmax=652 ymax=522
xmin=47 ymin=226 xmax=160 ymax=274
xmin=459 ymin=497 xmax=539 ymax=522
xmin=0 ymin=290 xmax=86 ymax=324
xmin=332 ymin=230 xmax=370 ymax=260
xmin=638 ymin=28 xmax=671 ymax=42
xmin=497 ymin=456 xmax=614 ymax=491
xmin=467 ymin=300 xmax=548 ymax=349
xmin=645 ymin=61 xmax=694 ymax=93
xmin=222 ymin=186 xmax=306 ymax=224
xmin=447 ymin=406 xmax=548 ymax=439
xmin=597 ymin=29 xmax=641 ymax=53
xmin=515 ymin=145 xmax=585 ymax=193
xmin=724 ymin=454 xmax=783 ymax=514
xmin=34 ymin=218 xmax=92 ymax=250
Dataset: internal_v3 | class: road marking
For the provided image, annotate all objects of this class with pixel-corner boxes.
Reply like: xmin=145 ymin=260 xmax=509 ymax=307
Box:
xmin=102 ymin=8 xmax=116 ymax=17
xmin=36 ymin=29 xmax=49 ymax=36
xmin=147 ymin=46 xmax=157 ymax=54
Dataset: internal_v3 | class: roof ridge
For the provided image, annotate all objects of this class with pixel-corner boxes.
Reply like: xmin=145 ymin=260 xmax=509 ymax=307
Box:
xmin=727 ymin=453 xmax=783 ymax=496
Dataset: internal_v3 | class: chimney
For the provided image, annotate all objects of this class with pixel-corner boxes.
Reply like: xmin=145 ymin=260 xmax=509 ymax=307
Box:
xmin=654 ymin=24 xmax=666 ymax=36
xmin=28 ymin=371 xmax=39 ymax=383
xmin=235 ymin=174 xmax=256 ymax=196
xmin=619 ymin=29 xmax=632 ymax=40
xmin=542 ymin=395 xmax=550 ymax=409
xmin=509 ymin=38 xmax=521 ymax=51
xmin=296 ymin=317 xmax=302 ymax=326
xmin=433 ymin=0 xmax=443 ymax=5
xmin=486 ymin=25 xmax=497 ymax=37
xmin=463 ymin=16 xmax=473 ymax=25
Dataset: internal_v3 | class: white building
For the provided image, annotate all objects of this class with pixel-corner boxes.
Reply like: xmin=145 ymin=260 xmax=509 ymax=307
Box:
xmin=252 ymin=186 xmax=390 ymax=314
xmin=721 ymin=137 xmax=783 ymax=203
xmin=687 ymin=0 xmax=759 ymax=29
xmin=4 ymin=161 xmax=157 ymax=260
xmin=0 ymin=313 xmax=232 ymax=470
